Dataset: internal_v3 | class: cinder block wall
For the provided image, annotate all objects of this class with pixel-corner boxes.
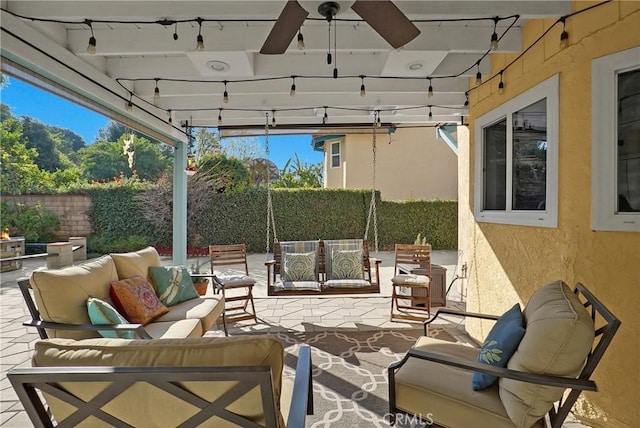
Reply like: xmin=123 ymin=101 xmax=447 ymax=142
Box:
xmin=3 ymin=195 xmax=92 ymax=239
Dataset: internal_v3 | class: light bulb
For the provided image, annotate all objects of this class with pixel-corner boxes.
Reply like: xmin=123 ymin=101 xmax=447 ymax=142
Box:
xmin=196 ymin=34 xmax=204 ymax=51
xmin=428 ymin=83 xmax=433 ymax=98
xmin=154 ymin=86 xmax=160 ymax=102
xmin=223 ymin=90 xmax=229 ymax=103
xmin=217 ymin=112 xmax=223 ymax=126
xmin=272 ymin=117 xmax=276 ymax=128
xmin=475 ymin=71 xmax=482 ymax=86
xmin=498 ymin=80 xmax=505 ymax=95
xmin=560 ymin=30 xmax=569 ymax=49
xmin=126 ymin=101 xmax=133 ymax=112
xmin=290 ymin=83 xmax=296 ymax=97
xmin=87 ymin=36 xmax=96 ymax=54
xmin=360 ymin=84 xmax=366 ymax=97
xmin=490 ymin=32 xmax=498 ymax=50
xmin=428 ymin=110 xmax=433 ymax=120
xmin=297 ymin=32 xmax=305 ymax=50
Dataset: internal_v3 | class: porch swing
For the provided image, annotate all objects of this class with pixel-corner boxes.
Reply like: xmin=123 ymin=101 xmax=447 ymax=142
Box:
xmin=265 ymin=112 xmax=382 ymax=296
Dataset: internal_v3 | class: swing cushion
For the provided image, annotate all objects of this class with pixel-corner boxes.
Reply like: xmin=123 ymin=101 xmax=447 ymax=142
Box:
xmin=282 ymin=252 xmax=317 ymax=282
xmin=331 ymin=249 xmax=364 ymax=280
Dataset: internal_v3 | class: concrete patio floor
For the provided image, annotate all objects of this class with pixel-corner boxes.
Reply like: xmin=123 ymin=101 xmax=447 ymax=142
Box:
xmin=0 ymin=251 xmax=586 ymax=427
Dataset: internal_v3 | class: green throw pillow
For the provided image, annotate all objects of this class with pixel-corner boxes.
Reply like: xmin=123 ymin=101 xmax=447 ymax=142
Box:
xmin=282 ymin=251 xmax=317 ymax=281
xmin=331 ymin=249 xmax=364 ymax=280
xmin=149 ymin=266 xmax=199 ymax=306
xmin=86 ymin=297 xmax=134 ymax=339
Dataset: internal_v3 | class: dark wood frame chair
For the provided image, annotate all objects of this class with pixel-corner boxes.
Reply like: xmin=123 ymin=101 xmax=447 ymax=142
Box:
xmin=390 ymin=243 xmax=432 ymax=322
xmin=209 ymin=244 xmax=257 ymax=324
xmin=388 ymin=283 xmax=621 ymax=427
xmin=8 ymin=345 xmax=313 ymax=428
xmin=265 ymin=240 xmax=381 ymax=296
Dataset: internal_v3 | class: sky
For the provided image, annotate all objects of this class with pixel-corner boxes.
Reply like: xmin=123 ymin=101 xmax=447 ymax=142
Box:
xmin=0 ymin=78 xmax=323 ymax=169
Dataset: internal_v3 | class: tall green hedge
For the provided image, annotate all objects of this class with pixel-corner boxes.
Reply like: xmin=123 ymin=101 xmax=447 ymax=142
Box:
xmin=86 ymin=187 xmax=457 ymax=252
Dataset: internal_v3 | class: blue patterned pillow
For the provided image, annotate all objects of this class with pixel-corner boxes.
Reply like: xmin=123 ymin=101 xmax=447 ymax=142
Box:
xmin=472 ymin=303 xmax=526 ymax=390
xmin=331 ymin=249 xmax=364 ymax=280
xmin=282 ymin=251 xmax=317 ymax=281
xmin=149 ymin=266 xmax=199 ymax=306
xmin=87 ymin=297 xmax=134 ymax=339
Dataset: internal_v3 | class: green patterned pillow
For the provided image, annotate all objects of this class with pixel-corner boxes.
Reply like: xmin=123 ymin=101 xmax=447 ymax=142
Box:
xmin=331 ymin=249 xmax=364 ymax=280
xmin=149 ymin=266 xmax=199 ymax=306
xmin=282 ymin=251 xmax=317 ymax=281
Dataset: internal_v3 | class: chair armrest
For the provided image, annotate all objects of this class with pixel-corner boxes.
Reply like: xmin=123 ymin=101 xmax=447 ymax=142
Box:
xmin=23 ymin=320 xmax=152 ymax=339
xmin=265 ymin=259 xmax=276 ymax=266
xmin=286 ymin=344 xmax=314 ymax=428
xmin=390 ymin=348 xmax=596 ymax=391
xmin=369 ymin=257 xmax=382 ymax=265
xmin=423 ymin=309 xmax=499 ymax=335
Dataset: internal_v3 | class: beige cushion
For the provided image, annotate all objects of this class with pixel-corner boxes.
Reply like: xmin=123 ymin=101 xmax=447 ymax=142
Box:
xmin=29 ymin=255 xmax=118 ymax=340
xmin=144 ymin=319 xmax=202 ymax=338
xmin=214 ymin=274 xmax=256 ymax=287
xmin=155 ymin=295 xmax=224 ymax=332
xmin=110 ymin=246 xmax=162 ymax=285
xmin=500 ymin=280 xmax=595 ymax=428
xmin=391 ymin=274 xmax=430 ymax=286
xmin=33 ymin=336 xmax=287 ymax=427
xmin=395 ymin=336 xmax=537 ymax=428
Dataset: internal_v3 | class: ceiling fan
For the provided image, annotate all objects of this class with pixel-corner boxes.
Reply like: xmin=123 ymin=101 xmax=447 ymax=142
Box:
xmin=260 ymin=0 xmax=421 ymax=54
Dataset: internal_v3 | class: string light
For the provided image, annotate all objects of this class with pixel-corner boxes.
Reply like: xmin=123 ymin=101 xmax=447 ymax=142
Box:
xmin=360 ymin=75 xmax=366 ymax=97
xmin=86 ymin=20 xmax=96 ymax=54
xmin=153 ymin=78 xmax=160 ymax=102
xmin=297 ymin=30 xmax=305 ymax=50
xmin=271 ymin=109 xmax=277 ymax=127
xmin=490 ymin=17 xmax=499 ymax=50
xmin=196 ymin=17 xmax=204 ymax=51
xmin=223 ymin=81 xmax=229 ymax=103
xmin=217 ymin=109 xmax=223 ymax=126
xmin=559 ymin=17 xmax=569 ymax=49
xmin=290 ymin=76 xmax=296 ymax=96
xmin=173 ymin=22 xmax=179 ymax=40
xmin=376 ymin=110 xmax=381 ymax=127
xmin=428 ymin=106 xmax=433 ymax=120
xmin=498 ymin=71 xmax=505 ymax=94
xmin=427 ymin=78 xmax=433 ymax=98
xmin=167 ymin=109 xmax=172 ymax=123
xmin=126 ymin=92 xmax=133 ymax=111
xmin=323 ymin=106 xmax=328 ymax=125
xmin=463 ymin=92 xmax=469 ymax=113
xmin=475 ymin=61 xmax=482 ymax=86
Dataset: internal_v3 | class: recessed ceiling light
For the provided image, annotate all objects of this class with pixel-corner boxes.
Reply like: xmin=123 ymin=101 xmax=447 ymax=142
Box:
xmin=207 ymin=60 xmax=231 ymax=72
xmin=408 ymin=62 xmax=423 ymax=71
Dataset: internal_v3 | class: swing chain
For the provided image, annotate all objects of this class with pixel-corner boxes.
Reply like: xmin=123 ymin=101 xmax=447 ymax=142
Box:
xmin=363 ymin=111 xmax=379 ymax=253
xmin=265 ymin=112 xmax=278 ymax=253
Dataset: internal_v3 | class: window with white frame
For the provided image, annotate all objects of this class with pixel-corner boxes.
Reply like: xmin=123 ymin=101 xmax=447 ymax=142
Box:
xmin=474 ymin=74 xmax=559 ymax=227
xmin=592 ymin=47 xmax=640 ymax=232
xmin=330 ymin=141 xmax=341 ymax=168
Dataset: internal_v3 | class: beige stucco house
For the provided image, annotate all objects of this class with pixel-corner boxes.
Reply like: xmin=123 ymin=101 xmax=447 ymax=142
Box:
xmin=460 ymin=2 xmax=639 ymax=427
xmin=314 ymin=126 xmax=459 ymax=201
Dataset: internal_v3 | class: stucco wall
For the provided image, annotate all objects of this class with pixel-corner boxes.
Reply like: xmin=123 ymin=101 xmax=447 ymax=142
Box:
xmin=323 ymin=127 xmax=458 ymax=200
xmin=3 ymin=194 xmax=92 ymax=239
xmin=459 ymin=2 xmax=639 ymax=427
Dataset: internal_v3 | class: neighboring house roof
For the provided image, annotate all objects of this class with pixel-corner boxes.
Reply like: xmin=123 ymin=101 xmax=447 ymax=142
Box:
xmin=312 ymin=135 xmax=345 ymax=152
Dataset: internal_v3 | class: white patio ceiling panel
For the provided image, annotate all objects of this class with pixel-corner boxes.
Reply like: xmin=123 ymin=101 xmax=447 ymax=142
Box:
xmin=0 ymin=1 xmax=572 ymax=140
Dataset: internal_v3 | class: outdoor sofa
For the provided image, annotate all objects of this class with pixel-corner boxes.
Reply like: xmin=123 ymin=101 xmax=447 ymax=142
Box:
xmin=19 ymin=246 xmax=227 ymax=339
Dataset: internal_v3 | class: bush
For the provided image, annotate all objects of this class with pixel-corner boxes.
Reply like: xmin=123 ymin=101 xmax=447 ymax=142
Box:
xmin=0 ymin=200 xmax=60 ymax=242
xmin=87 ymin=234 xmax=152 ymax=255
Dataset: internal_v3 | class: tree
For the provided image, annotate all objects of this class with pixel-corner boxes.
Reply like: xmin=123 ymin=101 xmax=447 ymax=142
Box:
xmin=193 ymin=128 xmax=222 ymax=160
xmin=96 ymin=120 xmax=164 ymax=146
xmin=222 ymin=136 xmax=265 ymax=160
xmin=273 ymin=154 xmax=323 ymax=188
xmin=198 ymin=152 xmax=250 ymax=192
xmin=79 ymin=141 xmax=129 ymax=181
xmin=125 ymin=135 xmax=172 ymax=181
xmin=0 ymin=118 xmax=49 ymax=193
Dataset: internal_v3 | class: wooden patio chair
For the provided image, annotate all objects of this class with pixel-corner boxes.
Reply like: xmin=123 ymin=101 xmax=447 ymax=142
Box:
xmin=390 ymin=243 xmax=432 ymax=322
xmin=209 ymin=244 xmax=257 ymax=324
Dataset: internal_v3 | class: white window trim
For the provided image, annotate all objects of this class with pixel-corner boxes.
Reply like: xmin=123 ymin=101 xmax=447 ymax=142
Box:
xmin=330 ymin=140 xmax=341 ymax=169
xmin=592 ymin=47 xmax=640 ymax=232
xmin=474 ymin=74 xmax=559 ymax=227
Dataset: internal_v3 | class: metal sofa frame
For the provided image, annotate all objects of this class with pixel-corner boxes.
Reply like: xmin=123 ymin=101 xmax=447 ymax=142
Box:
xmin=8 ymin=345 xmax=313 ymax=428
xmin=388 ymin=283 xmax=621 ymax=428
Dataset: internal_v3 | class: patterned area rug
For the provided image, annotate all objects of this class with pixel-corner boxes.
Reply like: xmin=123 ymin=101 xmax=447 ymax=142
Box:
xmin=274 ymin=327 xmax=457 ymax=428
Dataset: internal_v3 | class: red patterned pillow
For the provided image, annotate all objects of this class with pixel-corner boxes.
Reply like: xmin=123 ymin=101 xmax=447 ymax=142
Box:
xmin=109 ymin=277 xmax=168 ymax=325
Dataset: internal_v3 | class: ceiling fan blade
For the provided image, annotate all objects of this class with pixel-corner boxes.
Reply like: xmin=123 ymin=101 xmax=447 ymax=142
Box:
xmin=351 ymin=0 xmax=420 ymax=49
xmin=260 ymin=1 xmax=309 ymax=55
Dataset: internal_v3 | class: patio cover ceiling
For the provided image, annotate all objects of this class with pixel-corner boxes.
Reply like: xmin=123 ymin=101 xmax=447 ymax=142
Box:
xmin=0 ymin=1 xmax=572 ymax=144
